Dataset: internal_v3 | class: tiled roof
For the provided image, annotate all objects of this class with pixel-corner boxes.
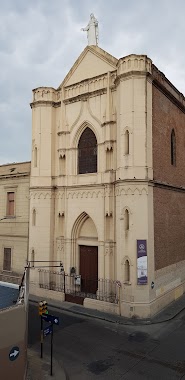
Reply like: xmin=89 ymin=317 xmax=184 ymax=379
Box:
xmin=0 ymin=282 xmax=19 ymax=310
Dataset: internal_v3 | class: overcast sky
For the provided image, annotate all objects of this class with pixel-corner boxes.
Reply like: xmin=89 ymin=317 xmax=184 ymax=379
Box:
xmin=0 ymin=0 xmax=184 ymax=164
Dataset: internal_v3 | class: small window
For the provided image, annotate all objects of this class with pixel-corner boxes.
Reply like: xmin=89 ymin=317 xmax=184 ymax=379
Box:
xmin=31 ymin=249 xmax=35 ymax=267
xmin=3 ymin=248 xmax=11 ymax=271
xmin=106 ymin=147 xmax=113 ymax=171
xmin=7 ymin=192 xmax=15 ymax=216
xmin=32 ymin=209 xmax=36 ymax=226
xmin=125 ymin=260 xmax=130 ymax=282
xmin=59 ymin=155 xmax=66 ymax=175
xmin=171 ymin=129 xmax=176 ymax=166
xmin=125 ymin=209 xmax=129 ymax=231
xmin=125 ymin=130 xmax=129 ymax=155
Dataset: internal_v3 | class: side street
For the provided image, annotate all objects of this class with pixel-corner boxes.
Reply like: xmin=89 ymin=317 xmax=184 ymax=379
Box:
xmin=28 ymin=297 xmax=185 ymax=379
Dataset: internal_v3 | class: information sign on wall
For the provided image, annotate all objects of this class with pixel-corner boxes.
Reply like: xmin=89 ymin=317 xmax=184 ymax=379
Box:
xmin=137 ymin=240 xmax=147 ymax=285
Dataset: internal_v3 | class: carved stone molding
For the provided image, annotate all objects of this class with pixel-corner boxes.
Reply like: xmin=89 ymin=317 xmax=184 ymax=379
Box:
xmin=56 ymin=237 xmax=64 ymax=253
xmin=58 ymin=149 xmax=66 ymax=158
xmin=121 ymin=256 xmax=133 ymax=266
xmin=105 ymin=141 xmax=114 ymax=151
xmin=63 ymin=71 xmax=117 ymax=104
xmin=117 ymin=55 xmax=152 ymax=76
xmin=63 ymin=88 xmax=106 ymax=104
xmin=63 ymin=72 xmax=116 ymax=101
xmin=32 ymin=87 xmax=59 ymax=103
xmin=104 ymin=242 xmax=114 ymax=257
xmin=57 ymin=131 xmax=70 ymax=136
xmin=67 ymin=189 xmax=104 ymax=199
xmin=30 ymin=100 xmax=61 ymax=109
xmin=30 ymin=191 xmax=64 ymax=200
xmin=115 ymin=187 xmax=148 ymax=196
xmin=105 ymin=211 xmax=112 ymax=217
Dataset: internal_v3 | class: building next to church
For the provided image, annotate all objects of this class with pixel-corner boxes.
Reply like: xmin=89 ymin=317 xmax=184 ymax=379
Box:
xmin=28 ymin=16 xmax=185 ymax=318
xmin=0 ymin=162 xmax=30 ymax=284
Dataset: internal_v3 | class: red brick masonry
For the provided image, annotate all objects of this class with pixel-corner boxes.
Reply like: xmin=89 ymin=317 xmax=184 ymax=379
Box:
xmin=152 ymin=80 xmax=185 ymax=270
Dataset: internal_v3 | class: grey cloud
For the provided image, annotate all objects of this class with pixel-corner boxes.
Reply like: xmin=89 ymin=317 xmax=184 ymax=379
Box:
xmin=0 ymin=0 xmax=185 ymax=163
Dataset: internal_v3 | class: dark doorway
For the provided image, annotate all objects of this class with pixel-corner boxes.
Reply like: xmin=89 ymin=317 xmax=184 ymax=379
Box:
xmin=80 ymin=245 xmax=98 ymax=294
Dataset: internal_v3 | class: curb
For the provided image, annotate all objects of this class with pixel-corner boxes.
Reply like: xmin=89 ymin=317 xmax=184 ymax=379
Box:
xmin=29 ymin=297 xmax=185 ymax=326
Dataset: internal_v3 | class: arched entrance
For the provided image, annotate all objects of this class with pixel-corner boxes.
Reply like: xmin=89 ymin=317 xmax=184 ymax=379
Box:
xmin=65 ymin=213 xmax=98 ymax=304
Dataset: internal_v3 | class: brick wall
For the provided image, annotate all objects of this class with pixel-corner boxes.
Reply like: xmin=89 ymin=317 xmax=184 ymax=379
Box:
xmin=154 ymin=186 xmax=185 ymax=270
xmin=152 ymin=85 xmax=185 ymax=186
xmin=152 ymin=84 xmax=185 ymax=270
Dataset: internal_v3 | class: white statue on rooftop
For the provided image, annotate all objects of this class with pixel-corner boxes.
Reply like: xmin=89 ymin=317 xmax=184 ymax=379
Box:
xmin=81 ymin=13 xmax=99 ymax=46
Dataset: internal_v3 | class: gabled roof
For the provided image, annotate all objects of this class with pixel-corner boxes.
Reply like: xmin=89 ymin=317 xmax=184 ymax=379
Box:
xmin=58 ymin=45 xmax=118 ymax=89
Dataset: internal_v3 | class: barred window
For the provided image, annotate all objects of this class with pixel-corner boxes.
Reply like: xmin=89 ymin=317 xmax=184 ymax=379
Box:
xmin=78 ymin=127 xmax=97 ymax=174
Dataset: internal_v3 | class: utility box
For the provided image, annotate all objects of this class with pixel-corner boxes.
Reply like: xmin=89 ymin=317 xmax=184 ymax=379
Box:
xmin=74 ymin=275 xmax=81 ymax=286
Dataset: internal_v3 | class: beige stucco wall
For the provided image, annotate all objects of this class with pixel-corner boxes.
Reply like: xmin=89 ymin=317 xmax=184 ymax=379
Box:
xmin=0 ymin=304 xmax=27 ymax=380
xmin=0 ymin=162 xmax=30 ymax=278
xmin=29 ymin=46 xmax=183 ymax=318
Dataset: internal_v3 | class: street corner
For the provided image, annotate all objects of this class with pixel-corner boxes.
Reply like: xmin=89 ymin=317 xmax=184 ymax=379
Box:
xmin=27 ymin=347 xmax=67 ymax=380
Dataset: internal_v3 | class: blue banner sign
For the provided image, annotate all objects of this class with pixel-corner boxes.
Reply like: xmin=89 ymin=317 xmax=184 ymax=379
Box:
xmin=137 ymin=239 xmax=148 ymax=285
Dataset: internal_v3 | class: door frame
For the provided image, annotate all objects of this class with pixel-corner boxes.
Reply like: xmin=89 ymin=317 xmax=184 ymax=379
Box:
xmin=76 ymin=239 xmax=98 ymax=276
xmin=79 ymin=245 xmax=98 ymax=294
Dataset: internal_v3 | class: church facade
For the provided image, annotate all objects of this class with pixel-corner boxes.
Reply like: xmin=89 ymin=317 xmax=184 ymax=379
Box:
xmin=29 ymin=45 xmax=185 ymax=318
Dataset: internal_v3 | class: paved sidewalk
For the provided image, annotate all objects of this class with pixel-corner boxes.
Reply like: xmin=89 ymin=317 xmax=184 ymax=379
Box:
xmin=26 ymin=347 xmax=67 ymax=380
xmin=29 ymin=292 xmax=185 ymax=325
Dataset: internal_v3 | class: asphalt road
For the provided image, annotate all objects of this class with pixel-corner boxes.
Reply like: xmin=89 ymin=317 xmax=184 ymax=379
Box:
xmin=28 ymin=303 xmax=185 ymax=379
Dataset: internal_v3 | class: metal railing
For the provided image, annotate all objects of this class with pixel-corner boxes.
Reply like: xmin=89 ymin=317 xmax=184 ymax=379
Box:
xmin=38 ymin=269 xmax=119 ymax=304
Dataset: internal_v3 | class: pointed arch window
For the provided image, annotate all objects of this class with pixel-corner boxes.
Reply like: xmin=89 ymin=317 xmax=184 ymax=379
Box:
xmin=78 ymin=127 xmax=97 ymax=174
xmin=31 ymin=249 xmax=35 ymax=267
xmin=171 ymin=129 xmax=176 ymax=166
xmin=59 ymin=154 xmax=66 ymax=175
xmin=32 ymin=209 xmax=36 ymax=226
xmin=124 ymin=209 xmax=129 ymax=231
xmin=125 ymin=259 xmax=130 ymax=282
